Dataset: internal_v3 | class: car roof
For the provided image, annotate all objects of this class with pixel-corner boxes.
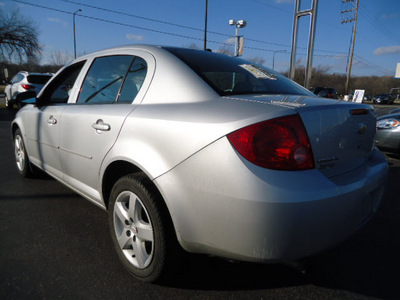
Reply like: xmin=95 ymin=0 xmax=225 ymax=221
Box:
xmin=74 ymin=44 xmax=164 ymax=60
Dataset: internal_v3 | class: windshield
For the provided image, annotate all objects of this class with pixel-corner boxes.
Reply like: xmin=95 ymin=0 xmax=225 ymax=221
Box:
xmin=165 ymin=47 xmax=313 ymax=97
xmin=27 ymin=75 xmax=52 ymax=85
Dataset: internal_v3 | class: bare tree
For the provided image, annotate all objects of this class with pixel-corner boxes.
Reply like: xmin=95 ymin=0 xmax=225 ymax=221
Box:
xmin=50 ymin=50 xmax=73 ymax=66
xmin=186 ymin=43 xmax=201 ymax=50
xmin=0 ymin=8 xmax=41 ymax=63
xmin=246 ymin=56 xmax=266 ymax=66
xmin=216 ymin=43 xmax=234 ymax=56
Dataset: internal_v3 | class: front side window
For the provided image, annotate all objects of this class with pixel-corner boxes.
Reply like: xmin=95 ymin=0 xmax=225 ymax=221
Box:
xmin=38 ymin=61 xmax=85 ymax=105
xmin=77 ymin=55 xmax=134 ymax=104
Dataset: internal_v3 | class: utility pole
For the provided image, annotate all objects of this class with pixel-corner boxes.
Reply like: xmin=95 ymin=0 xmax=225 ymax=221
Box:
xmin=342 ymin=0 xmax=359 ymax=96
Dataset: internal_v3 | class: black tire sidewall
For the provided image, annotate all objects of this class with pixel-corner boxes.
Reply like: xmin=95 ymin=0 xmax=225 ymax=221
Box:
xmin=108 ymin=175 xmax=167 ymax=282
xmin=5 ymin=95 xmax=13 ymax=110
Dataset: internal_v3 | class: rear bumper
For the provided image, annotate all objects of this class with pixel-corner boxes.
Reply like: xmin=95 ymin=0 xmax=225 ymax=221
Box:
xmin=155 ymin=138 xmax=388 ymax=262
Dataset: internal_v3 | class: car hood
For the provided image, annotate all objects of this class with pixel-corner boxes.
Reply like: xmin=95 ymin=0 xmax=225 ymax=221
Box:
xmin=377 ymin=113 xmax=400 ymax=120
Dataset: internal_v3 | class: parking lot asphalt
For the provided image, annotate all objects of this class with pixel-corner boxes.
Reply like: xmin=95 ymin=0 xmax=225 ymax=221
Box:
xmin=0 ymin=105 xmax=400 ymax=299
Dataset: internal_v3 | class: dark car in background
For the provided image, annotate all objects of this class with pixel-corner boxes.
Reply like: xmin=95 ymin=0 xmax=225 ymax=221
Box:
xmin=373 ymin=93 xmax=395 ymax=104
xmin=4 ymin=71 xmax=53 ymax=109
xmin=310 ymin=87 xmax=338 ymax=99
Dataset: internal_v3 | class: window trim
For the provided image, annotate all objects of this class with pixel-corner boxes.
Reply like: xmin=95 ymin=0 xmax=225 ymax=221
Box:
xmin=37 ymin=61 xmax=86 ymax=107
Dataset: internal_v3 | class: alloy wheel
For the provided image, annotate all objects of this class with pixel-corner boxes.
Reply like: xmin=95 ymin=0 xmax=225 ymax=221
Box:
xmin=113 ymin=191 xmax=154 ymax=269
xmin=14 ymin=134 xmax=26 ymax=172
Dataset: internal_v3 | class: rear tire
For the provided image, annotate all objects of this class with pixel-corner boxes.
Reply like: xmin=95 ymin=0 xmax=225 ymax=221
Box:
xmin=108 ymin=174 xmax=181 ymax=282
xmin=5 ymin=95 xmax=13 ymax=110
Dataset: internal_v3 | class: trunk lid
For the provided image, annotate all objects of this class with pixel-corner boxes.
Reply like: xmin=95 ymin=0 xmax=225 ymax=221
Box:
xmin=298 ymin=103 xmax=376 ymax=177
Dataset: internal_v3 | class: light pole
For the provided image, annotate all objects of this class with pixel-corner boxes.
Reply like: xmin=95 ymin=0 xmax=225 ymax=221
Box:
xmin=204 ymin=0 xmax=208 ymax=50
xmin=229 ymin=19 xmax=247 ymax=57
xmin=272 ymin=50 xmax=286 ymax=70
xmin=73 ymin=9 xmax=82 ymax=59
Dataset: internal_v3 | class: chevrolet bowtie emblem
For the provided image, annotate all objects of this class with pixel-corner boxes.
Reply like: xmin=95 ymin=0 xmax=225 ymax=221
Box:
xmin=357 ymin=123 xmax=367 ymax=135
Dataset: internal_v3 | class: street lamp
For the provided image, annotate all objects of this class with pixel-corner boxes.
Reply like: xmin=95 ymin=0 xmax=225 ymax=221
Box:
xmin=73 ymin=9 xmax=82 ymax=59
xmin=204 ymin=0 xmax=208 ymax=51
xmin=272 ymin=50 xmax=286 ymax=70
xmin=229 ymin=19 xmax=247 ymax=57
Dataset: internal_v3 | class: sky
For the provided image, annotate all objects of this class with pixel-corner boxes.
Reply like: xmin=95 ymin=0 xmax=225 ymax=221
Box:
xmin=1 ymin=0 xmax=400 ymax=77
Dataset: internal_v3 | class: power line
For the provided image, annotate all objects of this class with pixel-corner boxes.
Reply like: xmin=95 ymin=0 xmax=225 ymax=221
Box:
xmin=11 ymin=0 xmax=389 ymax=74
xmin=60 ymin=0 xmax=217 ymax=35
xmin=13 ymin=0 xmax=346 ymax=56
xmin=248 ymin=0 xmax=292 ymax=14
xmin=12 ymin=0 xmax=215 ymax=42
xmin=59 ymin=0 xmax=293 ymax=49
xmin=354 ymin=55 xmax=393 ymax=75
xmin=358 ymin=4 xmax=400 ymax=45
xmin=58 ymin=0 xmax=346 ymax=55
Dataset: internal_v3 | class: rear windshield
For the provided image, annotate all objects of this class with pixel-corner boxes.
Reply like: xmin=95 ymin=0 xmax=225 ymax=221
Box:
xmin=27 ymin=75 xmax=52 ymax=84
xmin=164 ymin=47 xmax=313 ymax=97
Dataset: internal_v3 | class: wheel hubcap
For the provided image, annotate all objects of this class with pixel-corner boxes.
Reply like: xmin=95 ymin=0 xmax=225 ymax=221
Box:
xmin=14 ymin=135 xmax=25 ymax=172
xmin=113 ymin=191 xmax=154 ymax=269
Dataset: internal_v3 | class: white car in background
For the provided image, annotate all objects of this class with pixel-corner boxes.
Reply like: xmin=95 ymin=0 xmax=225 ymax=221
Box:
xmin=4 ymin=71 xmax=53 ymax=109
xmin=11 ymin=45 xmax=388 ymax=283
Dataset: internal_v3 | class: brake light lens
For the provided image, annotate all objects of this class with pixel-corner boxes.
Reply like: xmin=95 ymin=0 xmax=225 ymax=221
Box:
xmin=227 ymin=114 xmax=315 ymax=170
xmin=21 ymin=84 xmax=35 ymax=90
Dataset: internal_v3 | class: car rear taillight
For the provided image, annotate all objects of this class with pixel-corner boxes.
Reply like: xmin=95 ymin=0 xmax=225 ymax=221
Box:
xmin=21 ymin=84 xmax=35 ymax=90
xmin=227 ymin=114 xmax=315 ymax=170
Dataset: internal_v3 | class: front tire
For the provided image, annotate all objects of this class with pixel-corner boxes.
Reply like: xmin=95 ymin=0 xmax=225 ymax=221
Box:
xmin=14 ymin=129 xmax=34 ymax=177
xmin=108 ymin=174 xmax=180 ymax=282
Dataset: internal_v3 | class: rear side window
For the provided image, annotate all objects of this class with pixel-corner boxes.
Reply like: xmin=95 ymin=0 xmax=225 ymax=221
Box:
xmin=77 ymin=55 xmax=134 ymax=104
xmin=27 ymin=75 xmax=52 ymax=85
xmin=118 ymin=57 xmax=147 ymax=103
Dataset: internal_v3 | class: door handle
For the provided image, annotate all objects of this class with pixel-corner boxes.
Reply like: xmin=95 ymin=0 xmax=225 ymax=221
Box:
xmin=48 ymin=116 xmax=57 ymax=125
xmin=92 ymin=119 xmax=111 ymax=133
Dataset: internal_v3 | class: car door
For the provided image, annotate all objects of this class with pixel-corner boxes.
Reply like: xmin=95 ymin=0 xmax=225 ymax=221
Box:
xmin=59 ymin=54 xmax=150 ymax=205
xmin=23 ymin=61 xmax=86 ymax=180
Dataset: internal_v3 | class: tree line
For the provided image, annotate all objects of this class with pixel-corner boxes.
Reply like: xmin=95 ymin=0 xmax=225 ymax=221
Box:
xmin=287 ymin=66 xmax=399 ymax=97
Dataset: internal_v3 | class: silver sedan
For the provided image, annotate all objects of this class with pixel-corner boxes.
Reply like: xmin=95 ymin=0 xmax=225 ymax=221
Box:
xmin=11 ymin=45 xmax=387 ymax=282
